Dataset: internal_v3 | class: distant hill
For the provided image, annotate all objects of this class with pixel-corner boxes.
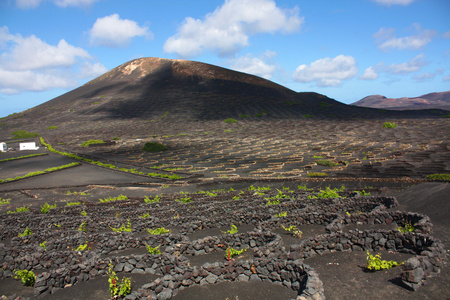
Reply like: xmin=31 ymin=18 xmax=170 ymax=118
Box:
xmin=0 ymin=58 xmax=447 ymax=139
xmin=351 ymin=91 xmax=450 ymax=110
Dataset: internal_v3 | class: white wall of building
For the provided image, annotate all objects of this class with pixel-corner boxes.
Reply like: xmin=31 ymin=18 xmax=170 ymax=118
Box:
xmin=19 ymin=142 xmax=39 ymax=151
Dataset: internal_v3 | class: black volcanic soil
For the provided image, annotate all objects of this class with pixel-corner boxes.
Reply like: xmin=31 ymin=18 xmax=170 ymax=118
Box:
xmin=0 ymin=117 xmax=449 ymax=300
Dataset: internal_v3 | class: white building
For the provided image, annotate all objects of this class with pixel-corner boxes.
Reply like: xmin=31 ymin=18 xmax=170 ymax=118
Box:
xmin=19 ymin=142 xmax=39 ymax=151
xmin=0 ymin=142 xmax=6 ymax=152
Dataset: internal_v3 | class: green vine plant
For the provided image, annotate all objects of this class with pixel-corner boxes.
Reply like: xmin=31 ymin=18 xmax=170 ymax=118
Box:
xmin=225 ymin=247 xmax=248 ymax=259
xmin=99 ymin=194 xmax=128 ymax=203
xmin=176 ymin=197 xmax=192 ymax=204
xmin=146 ymin=244 xmax=162 ymax=255
xmin=7 ymin=206 xmax=29 ymax=214
xmin=18 ymin=227 xmax=32 ymax=237
xmin=78 ymin=221 xmax=87 ymax=232
xmin=398 ymin=220 xmax=416 ymax=233
xmin=222 ymin=224 xmax=238 ymax=234
xmin=308 ymin=186 xmax=342 ymax=199
xmin=72 ymin=242 xmax=91 ymax=251
xmin=80 ymin=209 xmax=87 ymax=216
xmin=144 ymin=195 xmax=160 ymax=203
xmin=40 ymin=202 xmax=57 ymax=214
xmin=275 ymin=211 xmax=287 ymax=218
xmin=282 ymin=225 xmax=303 ymax=238
xmin=39 ymin=241 xmax=47 ymax=251
xmin=107 ymin=263 xmax=131 ymax=297
xmin=0 ymin=197 xmax=11 ymax=205
xmin=66 ymin=201 xmax=81 ymax=206
xmin=111 ymin=220 xmax=132 ymax=232
xmin=266 ymin=199 xmax=280 ymax=206
xmin=139 ymin=212 xmax=151 ymax=218
xmin=13 ymin=269 xmax=36 ymax=286
xmin=147 ymin=227 xmax=170 ymax=235
xmin=366 ymin=251 xmax=404 ymax=271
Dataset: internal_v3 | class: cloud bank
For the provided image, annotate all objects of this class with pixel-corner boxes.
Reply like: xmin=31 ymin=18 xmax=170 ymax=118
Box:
xmin=0 ymin=26 xmax=106 ymax=95
xmin=164 ymin=0 xmax=303 ymax=57
xmin=89 ymin=14 xmax=152 ymax=48
xmin=293 ymin=55 xmax=358 ymax=87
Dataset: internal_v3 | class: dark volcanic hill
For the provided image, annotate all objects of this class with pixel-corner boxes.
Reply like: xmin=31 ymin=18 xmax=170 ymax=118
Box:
xmin=25 ymin=57 xmax=363 ymax=121
xmin=2 ymin=57 xmax=447 ymax=136
xmin=352 ymin=91 xmax=450 ymax=110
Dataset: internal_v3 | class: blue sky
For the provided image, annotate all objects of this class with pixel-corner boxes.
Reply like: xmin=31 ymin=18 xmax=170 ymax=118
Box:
xmin=1 ymin=0 xmax=449 ymax=117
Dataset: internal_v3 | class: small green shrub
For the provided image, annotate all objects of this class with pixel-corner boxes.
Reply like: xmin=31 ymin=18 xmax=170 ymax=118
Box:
xmin=222 ymin=224 xmax=238 ymax=234
xmin=146 ymin=244 xmax=162 ymax=255
xmin=316 ymin=187 xmax=341 ymax=198
xmin=142 ymin=142 xmax=168 ymax=152
xmin=426 ymin=173 xmax=450 ymax=181
xmin=81 ymin=139 xmax=105 ymax=147
xmin=176 ymin=197 xmax=192 ymax=204
xmin=144 ymin=195 xmax=160 ymax=203
xmin=398 ymin=220 xmax=416 ymax=233
xmin=254 ymin=113 xmax=263 ymax=117
xmin=224 ymin=118 xmax=238 ymax=123
xmin=304 ymin=114 xmax=313 ymax=118
xmin=382 ymin=122 xmax=397 ymax=128
xmin=46 ymin=126 xmax=58 ymax=130
xmin=40 ymin=241 xmax=47 ymax=251
xmin=307 ymin=172 xmax=328 ymax=178
xmin=282 ymin=225 xmax=302 ymax=238
xmin=11 ymin=130 xmax=39 ymax=139
xmin=73 ymin=242 xmax=90 ymax=251
xmin=112 ymin=137 xmax=119 ymax=140
xmin=239 ymin=114 xmax=249 ymax=119
xmin=225 ymin=247 xmax=247 ymax=259
xmin=18 ymin=227 xmax=32 ymax=237
xmin=275 ymin=211 xmax=287 ymax=218
xmin=13 ymin=270 xmax=36 ymax=286
xmin=78 ymin=221 xmax=87 ymax=232
xmin=147 ymin=227 xmax=170 ymax=235
xmin=108 ymin=263 xmax=131 ymax=297
xmin=366 ymin=251 xmax=403 ymax=271
xmin=7 ymin=206 xmax=29 ymax=214
xmin=266 ymin=199 xmax=280 ymax=205
xmin=66 ymin=201 xmax=81 ymax=206
xmin=99 ymin=195 xmax=128 ymax=203
xmin=315 ymin=160 xmax=339 ymax=167
xmin=40 ymin=202 xmax=57 ymax=214
xmin=111 ymin=220 xmax=132 ymax=232
xmin=0 ymin=197 xmax=10 ymax=205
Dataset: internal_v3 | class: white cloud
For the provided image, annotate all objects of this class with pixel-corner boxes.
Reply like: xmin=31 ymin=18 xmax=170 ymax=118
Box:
xmin=78 ymin=61 xmax=108 ymax=78
xmin=53 ymin=0 xmax=99 ymax=7
xmin=359 ymin=66 xmax=378 ymax=80
xmin=164 ymin=0 xmax=303 ymax=58
xmin=228 ymin=51 xmax=276 ymax=79
xmin=412 ymin=72 xmax=435 ymax=82
xmin=443 ymin=75 xmax=450 ymax=82
xmin=16 ymin=0 xmax=98 ymax=8
xmin=443 ymin=31 xmax=450 ymax=39
xmin=0 ymin=69 xmax=77 ymax=94
xmin=0 ymin=29 xmax=91 ymax=70
xmin=293 ymin=55 xmax=358 ymax=87
xmin=89 ymin=14 xmax=152 ymax=47
xmin=371 ymin=0 xmax=415 ymax=6
xmin=0 ymin=26 xmax=105 ymax=95
xmin=386 ymin=54 xmax=427 ymax=74
xmin=16 ymin=0 xmax=42 ymax=9
xmin=374 ymin=24 xmax=437 ymax=51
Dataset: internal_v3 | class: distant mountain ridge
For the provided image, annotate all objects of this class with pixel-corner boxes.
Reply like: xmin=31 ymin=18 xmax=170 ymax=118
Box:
xmin=351 ymin=91 xmax=450 ymax=110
